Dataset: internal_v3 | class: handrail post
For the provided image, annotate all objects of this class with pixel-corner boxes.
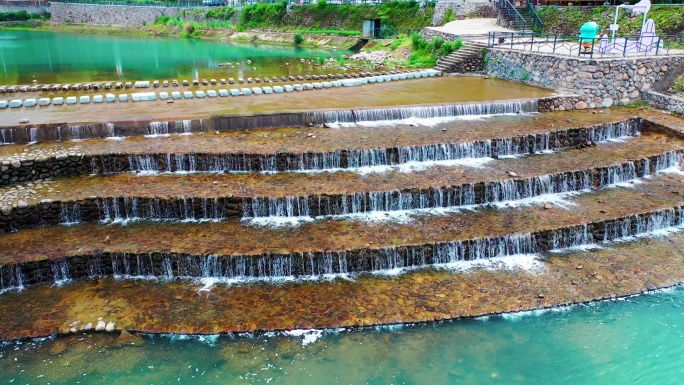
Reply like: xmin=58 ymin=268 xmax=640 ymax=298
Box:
xmin=553 ymin=34 xmax=557 ymax=54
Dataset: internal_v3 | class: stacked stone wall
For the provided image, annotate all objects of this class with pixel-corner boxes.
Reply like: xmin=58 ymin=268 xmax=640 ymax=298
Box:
xmin=49 ymin=2 xmax=222 ymax=26
xmin=0 ymin=0 xmax=49 ymax=14
xmin=485 ymin=48 xmax=684 ymax=108
xmin=644 ymin=91 xmax=684 ymax=116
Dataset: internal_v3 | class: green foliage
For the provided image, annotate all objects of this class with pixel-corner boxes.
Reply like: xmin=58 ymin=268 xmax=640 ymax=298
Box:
xmin=670 ymin=74 xmax=684 ymax=94
xmin=205 ymin=7 xmax=235 ymax=21
xmin=181 ymin=22 xmax=202 ymax=38
xmin=0 ymin=11 xmax=48 ymax=22
xmin=239 ymin=0 xmax=288 ymax=29
xmin=522 ymin=70 xmax=530 ymax=81
xmin=405 ymin=33 xmax=462 ymax=67
xmin=285 ymin=1 xmax=434 ymax=32
xmin=441 ymin=8 xmax=455 ymax=26
xmin=298 ymin=28 xmax=360 ymax=36
xmin=538 ymin=5 xmax=684 ymax=36
xmin=294 ymin=32 xmax=304 ymax=45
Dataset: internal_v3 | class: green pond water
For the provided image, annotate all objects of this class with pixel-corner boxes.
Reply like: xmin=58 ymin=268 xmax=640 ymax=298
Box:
xmin=0 ymin=30 xmax=350 ymax=85
xmin=2 ymin=287 xmax=683 ymax=384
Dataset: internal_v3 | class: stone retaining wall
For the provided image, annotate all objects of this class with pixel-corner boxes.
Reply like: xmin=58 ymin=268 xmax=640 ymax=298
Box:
xmin=0 ymin=0 xmax=49 ymax=13
xmin=431 ymin=2 xmax=497 ymax=26
xmin=644 ymin=90 xmax=684 ymax=116
xmin=48 ymin=2 xmax=219 ymax=26
xmin=485 ymin=48 xmax=684 ymax=107
xmin=420 ymin=27 xmax=463 ymax=43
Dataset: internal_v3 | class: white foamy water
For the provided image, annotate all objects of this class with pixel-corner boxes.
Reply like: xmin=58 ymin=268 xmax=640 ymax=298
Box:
xmin=325 ymin=113 xmax=530 ymax=129
xmin=372 ymin=253 xmax=546 ymax=278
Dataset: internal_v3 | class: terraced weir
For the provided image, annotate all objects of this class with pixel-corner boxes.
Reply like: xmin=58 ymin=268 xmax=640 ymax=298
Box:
xmin=3 ymin=104 xmax=684 ymax=342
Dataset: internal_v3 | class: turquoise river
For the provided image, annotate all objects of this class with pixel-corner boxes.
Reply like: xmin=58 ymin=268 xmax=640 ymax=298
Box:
xmin=1 ymin=286 xmax=683 ymax=384
xmin=0 ymin=30 xmax=350 ymax=85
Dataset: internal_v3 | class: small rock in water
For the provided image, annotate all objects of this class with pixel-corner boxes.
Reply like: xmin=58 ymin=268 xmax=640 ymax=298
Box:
xmin=214 ymin=131 xmax=220 ymax=135
xmin=441 ymin=128 xmax=447 ymax=132
xmin=538 ymin=293 xmax=545 ymax=298
xmin=507 ymin=171 xmax=518 ymax=177
xmin=95 ymin=320 xmax=106 ymax=331
xmin=116 ymin=330 xmax=143 ymax=346
xmin=212 ymin=181 xmax=219 ymax=185
xmin=543 ymin=203 xmax=553 ymax=210
xmin=576 ymin=264 xmax=583 ymax=269
xmin=105 ymin=322 xmax=116 ymax=332
xmin=103 ymin=235 xmax=110 ymax=244
xmin=307 ymin=133 xmax=314 ymax=137
xmin=84 ymin=322 xmax=93 ymax=331
xmin=600 ymin=210 xmax=607 ymax=214
xmin=307 ymin=122 xmax=314 ymax=127
xmin=19 ymin=119 xmax=29 ymax=124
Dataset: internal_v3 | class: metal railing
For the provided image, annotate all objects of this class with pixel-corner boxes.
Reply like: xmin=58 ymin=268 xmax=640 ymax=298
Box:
xmin=495 ymin=0 xmax=527 ymax=32
xmin=525 ymin=0 xmax=543 ymax=32
xmin=487 ymin=31 xmax=684 ymax=58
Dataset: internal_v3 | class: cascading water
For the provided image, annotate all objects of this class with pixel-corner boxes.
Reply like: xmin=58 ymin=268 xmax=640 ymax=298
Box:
xmin=50 ymin=259 xmax=71 ymax=284
xmin=100 ymin=197 xmax=227 ymax=223
xmin=312 ymin=100 xmax=539 ymax=124
xmin=128 ymin=155 xmax=159 ymax=173
xmin=603 ymin=208 xmax=680 ymax=241
xmin=148 ymin=122 xmax=170 ymax=137
xmin=59 ymin=203 xmax=82 ymax=225
xmin=0 ymin=129 xmax=14 ymax=145
xmin=550 ymin=225 xmax=595 ymax=250
xmin=29 ymin=127 xmax=38 ymax=144
xmin=586 ymin=120 xmax=639 ymax=142
xmin=175 ymin=120 xmax=193 ymax=135
xmin=0 ymin=264 xmax=24 ymax=292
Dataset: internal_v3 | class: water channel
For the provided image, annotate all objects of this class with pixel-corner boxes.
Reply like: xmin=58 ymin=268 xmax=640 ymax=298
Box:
xmin=1 ymin=286 xmax=683 ymax=384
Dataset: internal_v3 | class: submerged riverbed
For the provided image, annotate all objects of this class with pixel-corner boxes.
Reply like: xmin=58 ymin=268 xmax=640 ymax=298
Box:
xmin=1 ymin=286 xmax=683 ymax=384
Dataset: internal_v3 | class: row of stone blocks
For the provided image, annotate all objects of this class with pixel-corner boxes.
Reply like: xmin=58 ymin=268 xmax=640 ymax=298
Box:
xmin=0 ymin=70 xmax=441 ymax=108
xmin=0 ymin=70 xmax=435 ymax=93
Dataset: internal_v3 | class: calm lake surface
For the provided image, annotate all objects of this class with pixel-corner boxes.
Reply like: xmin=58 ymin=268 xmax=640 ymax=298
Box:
xmin=0 ymin=30 xmax=350 ymax=85
xmin=1 ymin=286 xmax=683 ymax=384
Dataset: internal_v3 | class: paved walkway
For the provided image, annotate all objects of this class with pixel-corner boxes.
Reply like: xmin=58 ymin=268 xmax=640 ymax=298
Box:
xmin=426 ymin=18 xmax=516 ymax=36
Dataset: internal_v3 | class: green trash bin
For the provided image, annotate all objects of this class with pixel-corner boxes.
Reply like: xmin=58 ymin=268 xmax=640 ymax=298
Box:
xmin=579 ymin=21 xmax=600 ymax=52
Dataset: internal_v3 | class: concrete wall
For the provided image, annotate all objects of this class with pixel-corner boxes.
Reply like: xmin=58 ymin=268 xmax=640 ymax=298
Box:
xmin=0 ymin=0 xmax=49 ymax=14
xmin=485 ymin=48 xmax=684 ymax=108
xmin=431 ymin=2 xmax=496 ymax=26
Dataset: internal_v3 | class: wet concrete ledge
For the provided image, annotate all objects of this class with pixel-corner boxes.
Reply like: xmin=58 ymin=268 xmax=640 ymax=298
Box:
xmin=0 ymin=118 xmax=642 ymax=186
xmin=0 ymin=99 xmax=538 ymax=145
xmin=0 ymin=147 xmax=676 ymax=232
xmin=1 ymin=204 xmax=682 ymax=289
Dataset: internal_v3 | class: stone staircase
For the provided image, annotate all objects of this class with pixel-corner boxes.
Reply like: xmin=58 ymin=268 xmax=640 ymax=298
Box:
xmin=434 ymin=41 xmax=488 ymax=73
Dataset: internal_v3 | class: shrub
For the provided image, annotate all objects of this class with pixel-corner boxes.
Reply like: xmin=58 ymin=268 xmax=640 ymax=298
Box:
xmin=205 ymin=7 xmax=235 ymax=21
xmin=294 ymin=33 xmax=304 ymax=45
xmin=441 ymin=8 xmax=455 ymax=26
